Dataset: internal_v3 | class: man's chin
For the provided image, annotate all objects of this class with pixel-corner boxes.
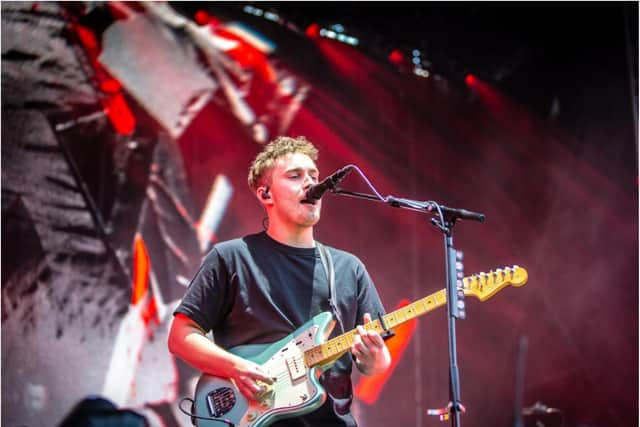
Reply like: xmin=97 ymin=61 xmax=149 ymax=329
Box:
xmin=302 ymin=212 xmax=321 ymax=226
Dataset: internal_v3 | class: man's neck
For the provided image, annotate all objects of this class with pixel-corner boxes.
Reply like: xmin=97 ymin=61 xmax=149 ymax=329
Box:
xmin=266 ymin=226 xmax=315 ymax=248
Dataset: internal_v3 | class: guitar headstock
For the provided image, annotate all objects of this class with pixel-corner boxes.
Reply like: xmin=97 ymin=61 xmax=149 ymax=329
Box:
xmin=463 ymin=265 xmax=528 ymax=301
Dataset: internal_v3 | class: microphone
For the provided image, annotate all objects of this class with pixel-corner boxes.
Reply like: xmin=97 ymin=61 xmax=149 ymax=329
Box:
xmin=302 ymin=165 xmax=354 ymax=203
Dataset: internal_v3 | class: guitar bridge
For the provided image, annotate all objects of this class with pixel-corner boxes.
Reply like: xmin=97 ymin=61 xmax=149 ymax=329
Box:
xmin=206 ymin=387 xmax=236 ymax=418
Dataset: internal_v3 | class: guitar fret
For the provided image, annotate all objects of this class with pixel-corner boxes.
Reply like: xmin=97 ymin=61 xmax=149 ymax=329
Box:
xmin=373 ymin=319 xmax=384 ymax=334
xmin=413 ymin=301 xmax=426 ymax=315
xmin=325 ymin=342 xmax=334 ymax=355
xmin=405 ymin=305 xmax=416 ymax=319
xmin=390 ymin=313 xmax=400 ymax=327
xmin=436 ymin=290 xmax=447 ymax=305
xmin=382 ymin=315 xmax=393 ymax=329
xmin=346 ymin=331 xmax=355 ymax=345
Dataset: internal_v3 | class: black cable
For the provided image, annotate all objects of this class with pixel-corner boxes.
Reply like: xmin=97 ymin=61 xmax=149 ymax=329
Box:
xmin=177 ymin=397 xmax=235 ymax=426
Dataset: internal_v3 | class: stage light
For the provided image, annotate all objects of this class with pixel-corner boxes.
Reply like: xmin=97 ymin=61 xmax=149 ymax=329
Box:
xmin=412 ymin=49 xmax=420 ymax=57
xmin=306 ymin=23 xmax=320 ymax=38
xmin=414 ymin=67 xmax=430 ymax=78
xmin=194 ymin=10 xmax=210 ymax=25
xmin=465 ymin=73 xmax=477 ymax=86
xmin=243 ymin=5 xmax=263 ymax=16
xmin=264 ymin=11 xmax=279 ymax=22
xmin=315 ymin=26 xmax=358 ymax=46
xmin=388 ymin=49 xmax=404 ymax=65
xmin=345 ymin=37 xmax=358 ymax=46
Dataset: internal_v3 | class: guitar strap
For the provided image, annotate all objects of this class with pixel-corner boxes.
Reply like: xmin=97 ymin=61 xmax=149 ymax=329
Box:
xmin=317 ymin=242 xmax=345 ymax=335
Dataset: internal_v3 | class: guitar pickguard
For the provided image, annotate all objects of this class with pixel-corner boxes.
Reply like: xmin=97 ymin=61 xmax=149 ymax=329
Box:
xmin=195 ymin=315 xmax=333 ymax=427
xmin=261 ymin=326 xmax=320 ymax=410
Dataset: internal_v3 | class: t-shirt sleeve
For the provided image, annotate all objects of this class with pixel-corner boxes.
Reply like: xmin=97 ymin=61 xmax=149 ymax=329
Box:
xmin=354 ymin=257 xmax=386 ymax=321
xmin=173 ymin=247 xmax=230 ymax=333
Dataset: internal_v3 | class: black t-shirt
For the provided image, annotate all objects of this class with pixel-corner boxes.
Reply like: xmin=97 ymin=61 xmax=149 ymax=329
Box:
xmin=174 ymin=231 xmax=386 ymax=426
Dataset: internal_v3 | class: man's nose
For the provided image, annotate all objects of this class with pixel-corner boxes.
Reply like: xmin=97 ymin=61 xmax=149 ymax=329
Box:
xmin=302 ymin=174 xmax=315 ymax=188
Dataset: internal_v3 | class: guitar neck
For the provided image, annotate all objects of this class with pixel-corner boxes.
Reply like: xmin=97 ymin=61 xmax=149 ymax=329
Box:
xmin=304 ymin=289 xmax=447 ymax=368
xmin=303 ymin=266 xmax=526 ymax=368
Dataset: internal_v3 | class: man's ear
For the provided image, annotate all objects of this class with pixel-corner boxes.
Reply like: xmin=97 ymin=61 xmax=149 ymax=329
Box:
xmin=258 ymin=186 xmax=271 ymax=202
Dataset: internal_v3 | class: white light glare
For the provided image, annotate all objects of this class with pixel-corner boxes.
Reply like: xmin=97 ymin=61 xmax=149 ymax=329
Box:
xmin=243 ymin=5 xmax=264 ymax=17
xmin=412 ymin=49 xmax=421 ymax=57
xmin=331 ymin=24 xmax=345 ymax=32
xmin=412 ymin=57 xmax=421 ymax=65
xmin=414 ymin=67 xmax=430 ymax=78
xmin=319 ymin=28 xmax=358 ymax=45
xmin=264 ymin=11 xmax=279 ymax=21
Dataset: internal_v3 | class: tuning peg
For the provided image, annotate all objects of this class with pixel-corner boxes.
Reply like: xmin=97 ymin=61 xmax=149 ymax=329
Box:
xmin=470 ymin=274 xmax=481 ymax=290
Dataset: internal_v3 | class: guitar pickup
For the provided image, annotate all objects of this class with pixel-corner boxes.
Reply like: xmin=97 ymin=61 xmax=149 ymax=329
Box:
xmin=286 ymin=356 xmax=306 ymax=381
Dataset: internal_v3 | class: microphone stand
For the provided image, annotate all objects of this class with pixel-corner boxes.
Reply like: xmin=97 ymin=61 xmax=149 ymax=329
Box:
xmin=331 ymin=189 xmax=485 ymax=427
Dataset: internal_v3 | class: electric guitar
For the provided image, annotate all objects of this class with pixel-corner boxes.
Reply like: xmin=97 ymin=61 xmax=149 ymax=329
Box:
xmin=193 ymin=266 xmax=528 ymax=426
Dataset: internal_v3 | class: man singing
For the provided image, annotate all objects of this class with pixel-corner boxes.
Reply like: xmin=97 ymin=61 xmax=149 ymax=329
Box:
xmin=168 ymin=136 xmax=391 ymax=426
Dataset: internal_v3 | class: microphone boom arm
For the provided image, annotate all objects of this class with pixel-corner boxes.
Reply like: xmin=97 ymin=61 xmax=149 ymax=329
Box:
xmin=331 ymin=189 xmax=485 ymax=223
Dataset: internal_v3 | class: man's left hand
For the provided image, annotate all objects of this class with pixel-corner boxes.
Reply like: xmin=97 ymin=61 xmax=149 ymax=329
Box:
xmin=352 ymin=313 xmax=392 ymax=375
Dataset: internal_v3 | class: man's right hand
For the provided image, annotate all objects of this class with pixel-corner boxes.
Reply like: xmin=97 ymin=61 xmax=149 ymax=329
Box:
xmin=168 ymin=314 xmax=275 ymax=402
xmin=227 ymin=357 xmax=276 ymax=401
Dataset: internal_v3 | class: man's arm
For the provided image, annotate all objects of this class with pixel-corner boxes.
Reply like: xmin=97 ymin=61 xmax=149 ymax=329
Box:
xmin=351 ymin=313 xmax=392 ymax=376
xmin=168 ymin=313 xmax=274 ymax=399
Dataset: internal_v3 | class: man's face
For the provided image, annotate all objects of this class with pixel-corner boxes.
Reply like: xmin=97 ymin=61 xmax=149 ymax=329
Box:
xmin=266 ymin=152 xmax=321 ymax=228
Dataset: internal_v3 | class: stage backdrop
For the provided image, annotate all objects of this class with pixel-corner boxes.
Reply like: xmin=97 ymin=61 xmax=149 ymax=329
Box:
xmin=2 ymin=3 xmax=637 ymax=427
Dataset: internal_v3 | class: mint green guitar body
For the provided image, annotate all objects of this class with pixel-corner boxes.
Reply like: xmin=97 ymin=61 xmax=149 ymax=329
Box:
xmin=193 ymin=311 xmax=335 ymax=427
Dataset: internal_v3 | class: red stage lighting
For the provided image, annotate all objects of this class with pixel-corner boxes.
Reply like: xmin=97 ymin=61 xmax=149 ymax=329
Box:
xmin=306 ymin=23 xmax=320 ymax=38
xmin=465 ymin=73 xmax=477 ymax=86
xmin=194 ymin=10 xmax=210 ymax=25
xmin=388 ymin=49 xmax=405 ymax=65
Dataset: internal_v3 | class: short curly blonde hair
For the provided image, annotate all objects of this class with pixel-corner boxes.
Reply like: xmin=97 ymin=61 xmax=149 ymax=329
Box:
xmin=248 ymin=136 xmax=318 ymax=191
